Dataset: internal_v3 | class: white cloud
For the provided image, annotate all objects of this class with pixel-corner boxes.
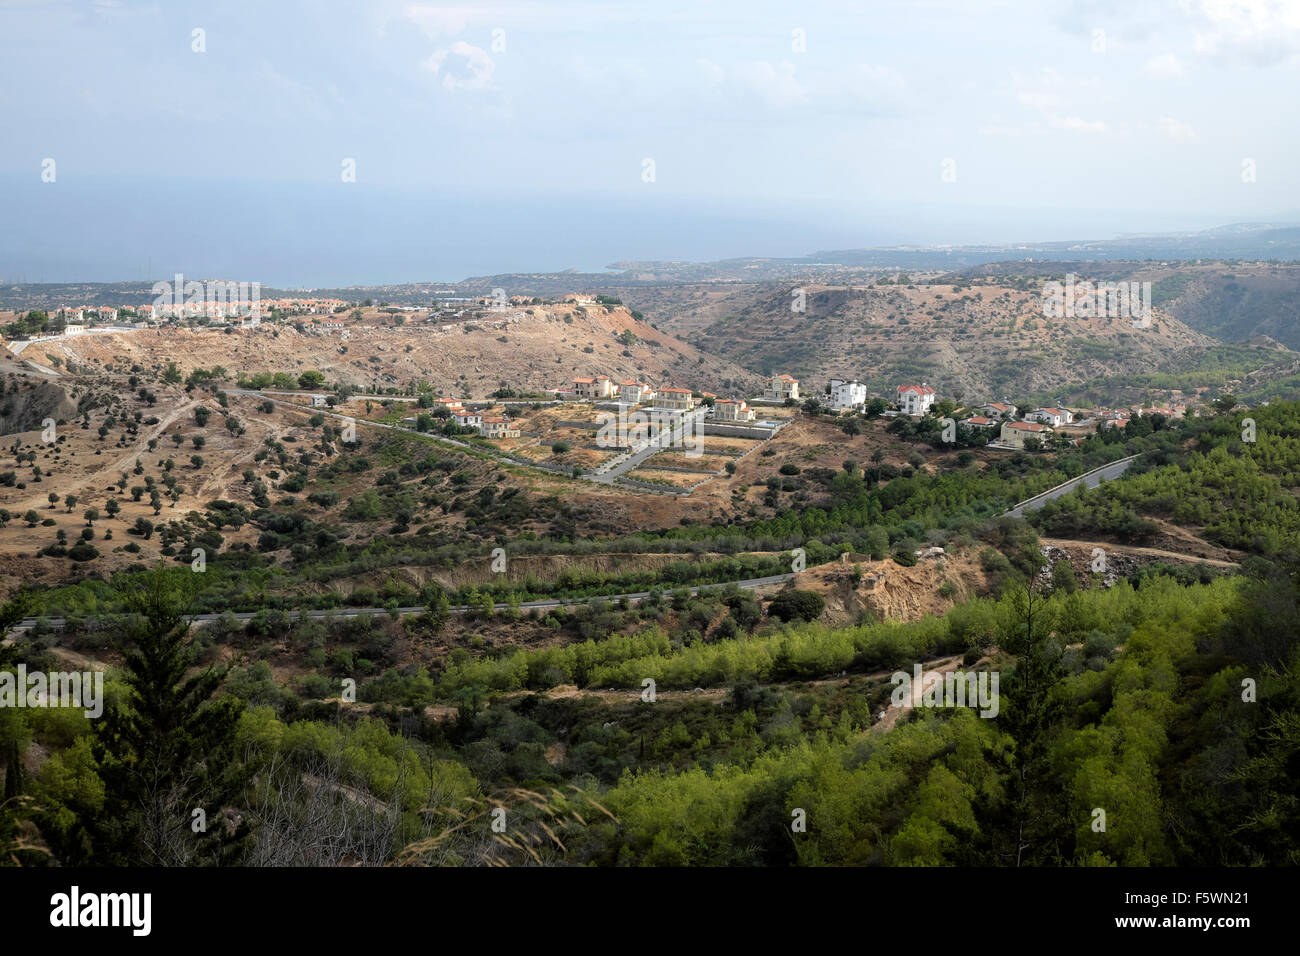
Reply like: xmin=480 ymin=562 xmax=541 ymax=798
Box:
xmin=1014 ymin=69 xmax=1106 ymax=134
xmin=422 ymin=41 xmax=495 ymax=91
xmin=693 ymin=59 xmax=903 ymax=113
xmin=1048 ymin=113 xmax=1108 ymax=133
xmin=1156 ymin=116 xmax=1198 ymax=141
xmin=730 ymin=60 xmax=809 ymax=108
xmin=834 ymin=63 xmax=906 ymax=100
xmin=1017 ymin=91 xmax=1057 ymax=109
xmin=404 ymin=4 xmax=473 ymax=38
xmin=1143 ymin=52 xmax=1185 ymax=76
xmin=1191 ymin=0 xmax=1300 ymax=64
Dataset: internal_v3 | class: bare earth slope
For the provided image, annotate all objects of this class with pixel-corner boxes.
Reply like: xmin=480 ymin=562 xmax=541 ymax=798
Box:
xmin=30 ymin=304 xmax=762 ymax=399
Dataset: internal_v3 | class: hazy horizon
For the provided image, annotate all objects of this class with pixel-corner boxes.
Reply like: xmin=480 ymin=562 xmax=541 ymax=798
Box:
xmin=3 ymin=0 xmax=1299 ymax=285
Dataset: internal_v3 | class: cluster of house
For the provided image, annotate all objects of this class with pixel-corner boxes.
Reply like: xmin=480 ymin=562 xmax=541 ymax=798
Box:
xmin=818 ymin=377 xmax=1196 ymax=449
xmin=960 ymin=403 xmax=1063 ymax=449
xmin=962 ymin=401 xmax=1191 ymax=448
xmin=56 ymin=306 xmax=125 ymax=325
xmin=47 ymin=296 xmax=349 ymax=329
xmin=560 ymin=374 xmax=770 ymax=424
xmin=426 ymin=397 xmax=520 ymax=439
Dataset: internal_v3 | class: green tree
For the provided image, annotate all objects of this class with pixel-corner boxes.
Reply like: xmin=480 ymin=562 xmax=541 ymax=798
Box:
xmin=92 ymin=570 xmax=252 ymax=865
xmin=976 ymin=582 xmax=1068 ymax=866
xmin=421 ymin=584 xmax=451 ymax=635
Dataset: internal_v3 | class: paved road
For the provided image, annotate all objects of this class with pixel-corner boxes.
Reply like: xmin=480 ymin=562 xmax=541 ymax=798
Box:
xmin=6 ymin=573 xmax=796 ymax=637
xmin=588 ymin=408 xmax=710 ymax=484
xmin=1002 ymin=455 xmax=1141 ymax=518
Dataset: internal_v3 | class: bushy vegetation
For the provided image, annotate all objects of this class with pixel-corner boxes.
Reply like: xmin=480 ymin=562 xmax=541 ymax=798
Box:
xmin=6 ymin=558 xmax=1297 ymax=867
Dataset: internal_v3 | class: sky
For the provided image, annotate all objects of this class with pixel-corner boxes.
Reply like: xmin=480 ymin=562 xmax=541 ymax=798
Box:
xmin=1 ymin=0 xmax=1298 ymax=286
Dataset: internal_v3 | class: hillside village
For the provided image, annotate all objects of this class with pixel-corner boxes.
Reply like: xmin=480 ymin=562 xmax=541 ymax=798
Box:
xmin=555 ymin=364 xmax=1203 ymax=456
xmin=3 ymin=289 xmax=1207 ymax=455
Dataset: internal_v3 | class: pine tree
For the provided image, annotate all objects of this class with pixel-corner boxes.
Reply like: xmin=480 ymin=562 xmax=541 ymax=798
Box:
xmin=997 ymin=581 xmax=1069 ymax=865
xmin=93 ymin=569 xmax=252 ymax=865
xmin=950 ymin=580 xmax=1069 ymax=865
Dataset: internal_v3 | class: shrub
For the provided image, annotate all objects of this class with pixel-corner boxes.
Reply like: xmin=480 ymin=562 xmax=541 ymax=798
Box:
xmin=766 ymin=589 xmax=825 ymax=623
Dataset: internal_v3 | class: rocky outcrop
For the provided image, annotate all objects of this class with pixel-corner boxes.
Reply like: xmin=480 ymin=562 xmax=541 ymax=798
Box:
xmin=0 ymin=378 xmax=77 ymax=436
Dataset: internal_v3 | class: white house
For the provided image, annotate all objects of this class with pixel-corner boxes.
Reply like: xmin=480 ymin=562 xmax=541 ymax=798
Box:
xmin=454 ymin=410 xmax=483 ymax=429
xmin=1025 ymin=407 xmax=1073 ymax=427
xmin=765 ymin=373 xmax=800 ymax=402
xmin=308 ymin=394 xmax=329 ymax=407
xmin=62 ymin=324 xmax=86 ymax=336
xmin=829 ymin=379 xmax=867 ymax=410
xmin=961 ymin=415 xmax=998 ymax=430
xmin=618 ymin=380 xmax=655 ymax=404
xmin=999 ymin=420 xmax=1053 ymax=449
xmin=897 ymin=384 xmax=936 ymax=416
xmin=979 ymin=402 xmax=1017 ymax=419
xmin=714 ymin=398 xmax=756 ymax=423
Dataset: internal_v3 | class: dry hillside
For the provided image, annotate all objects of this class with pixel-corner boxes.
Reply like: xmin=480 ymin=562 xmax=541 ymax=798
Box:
xmin=15 ymin=303 xmax=762 ymax=399
xmin=632 ymin=281 xmax=1220 ymax=399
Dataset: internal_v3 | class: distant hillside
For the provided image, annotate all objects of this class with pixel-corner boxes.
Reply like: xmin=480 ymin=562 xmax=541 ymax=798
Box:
xmin=946 ymin=261 xmax=1300 ymax=351
xmin=1146 ymin=264 xmax=1300 ymax=349
xmin=680 ymin=281 xmax=1219 ymax=400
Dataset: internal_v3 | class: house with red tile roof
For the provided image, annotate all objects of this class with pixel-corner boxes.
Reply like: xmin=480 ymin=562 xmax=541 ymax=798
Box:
xmin=573 ymin=374 xmax=615 ymax=399
xmin=478 ymin=417 xmax=520 ymax=439
xmin=714 ymin=398 xmax=756 ymax=423
xmin=653 ymin=387 xmax=696 ymax=412
xmin=897 ymin=383 xmax=936 ymax=415
xmin=765 ymin=373 xmax=800 ymax=402
xmin=978 ymin=402 xmax=1016 ymax=419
